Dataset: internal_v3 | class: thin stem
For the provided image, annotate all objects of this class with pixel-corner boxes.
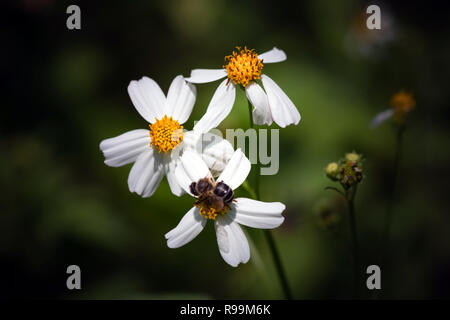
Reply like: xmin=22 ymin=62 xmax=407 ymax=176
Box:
xmin=383 ymin=126 xmax=404 ymax=252
xmin=379 ymin=125 xmax=405 ymax=299
xmin=241 ymin=180 xmax=257 ymax=199
xmin=325 ymin=186 xmax=345 ymax=197
xmin=346 ymin=186 xmax=360 ymax=298
xmin=247 ymin=100 xmax=292 ymax=300
xmin=254 ymin=159 xmax=260 ymax=200
xmin=247 ymin=101 xmax=260 ymax=199
xmin=264 ymin=229 xmax=293 ymax=300
xmin=325 ymin=182 xmax=361 ymax=297
xmin=248 ymin=99 xmax=253 ymax=129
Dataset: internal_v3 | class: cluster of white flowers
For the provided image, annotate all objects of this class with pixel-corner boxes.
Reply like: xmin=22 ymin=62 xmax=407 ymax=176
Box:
xmin=99 ymin=47 xmax=301 ymax=267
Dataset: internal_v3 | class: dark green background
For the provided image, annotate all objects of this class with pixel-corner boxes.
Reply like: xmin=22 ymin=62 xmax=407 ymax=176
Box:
xmin=2 ymin=0 xmax=450 ymax=299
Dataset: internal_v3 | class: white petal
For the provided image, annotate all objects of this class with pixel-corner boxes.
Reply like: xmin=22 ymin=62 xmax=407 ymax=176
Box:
xmin=261 ymin=74 xmax=300 ymax=128
xmin=215 ymin=215 xmax=250 ymax=267
xmin=217 ymin=149 xmax=251 ymax=190
xmin=200 ymin=134 xmax=234 ymax=175
xmin=180 ymin=130 xmax=199 ymax=150
xmin=165 ymin=207 xmax=207 ymax=248
xmin=370 ymin=109 xmax=394 ymax=128
xmin=164 ymin=154 xmax=185 ymax=197
xmin=183 ymin=131 xmax=234 ymax=175
xmin=232 ymin=198 xmax=285 ymax=229
xmin=193 ymin=79 xmax=236 ymax=134
xmin=100 ymin=129 xmax=150 ymax=167
xmin=127 ymin=148 xmax=164 ymax=198
xmin=258 ymin=47 xmax=287 ymax=64
xmin=245 ymin=82 xmax=273 ymax=126
xmin=185 ymin=69 xmax=227 ymax=84
xmin=175 ymin=149 xmax=211 ymax=195
xmin=165 ymin=75 xmax=196 ymax=124
xmin=128 ymin=77 xmax=166 ymax=123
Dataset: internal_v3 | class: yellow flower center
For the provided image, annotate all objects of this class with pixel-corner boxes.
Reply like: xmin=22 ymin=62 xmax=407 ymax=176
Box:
xmin=198 ymin=206 xmax=227 ymax=220
xmin=390 ymin=91 xmax=416 ymax=113
xmin=149 ymin=115 xmax=184 ymax=153
xmin=194 ymin=196 xmax=228 ymax=220
xmin=223 ymin=46 xmax=263 ymax=87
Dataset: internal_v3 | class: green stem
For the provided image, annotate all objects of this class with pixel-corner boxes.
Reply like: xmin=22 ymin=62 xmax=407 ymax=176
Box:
xmin=346 ymin=186 xmax=360 ymax=298
xmin=264 ymin=229 xmax=293 ymax=300
xmin=241 ymin=180 xmax=257 ymax=199
xmin=379 ymin=125 xmax=405 ymax=298
xmin=383 ymin=126 xmax=404 ymax=251
xmin=247 ymin=101 xmax=260 ymax=199
xmin=325 ymin=186 xmax=345 ymax=197
xmin=247 ymin=100 xmax=292 ymax=300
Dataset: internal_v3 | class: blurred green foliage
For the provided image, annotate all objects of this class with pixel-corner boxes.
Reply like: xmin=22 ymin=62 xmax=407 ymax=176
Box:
xmin=2 ymin=0 xmax=450 ymax=299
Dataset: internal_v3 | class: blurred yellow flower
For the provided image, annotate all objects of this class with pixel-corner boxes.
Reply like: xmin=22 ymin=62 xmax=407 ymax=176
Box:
xmin=390 ymin=90 xmax=416 ymax=113
xmin=370 ymin=90 xmax=416 ymax=128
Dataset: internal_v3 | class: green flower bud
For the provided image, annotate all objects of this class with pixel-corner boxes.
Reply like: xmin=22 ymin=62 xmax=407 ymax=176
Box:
xmin=340 ymin=160 xmax=363 ymax=188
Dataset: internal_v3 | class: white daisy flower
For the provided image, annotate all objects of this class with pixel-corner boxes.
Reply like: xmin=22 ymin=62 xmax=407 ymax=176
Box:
xmin=100 ymin=75 xmax=234 ymax=198
xmin=185 ymin=46 xmax=301 ymax=128
xmin=370 ymin=91 xmax=416 ymax=128
xmin=165 ymin=148 xmax=286 ymax=267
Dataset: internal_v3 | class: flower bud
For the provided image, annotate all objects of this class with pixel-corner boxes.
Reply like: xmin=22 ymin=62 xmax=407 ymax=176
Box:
xmin=340 ymin=161 xmax=363 ymax=188
xmin=345 ymin=152 xmax=360 ymax=163
xmin=326 ymin=162 xmax=339 ymax=180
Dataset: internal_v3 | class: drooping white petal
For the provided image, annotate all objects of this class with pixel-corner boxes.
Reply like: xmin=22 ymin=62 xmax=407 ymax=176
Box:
xmin=215 ymin=215 xmax=250 ymax=267
xmin=231 ymin=198 xmax=285 ymax=229
xmin=100 ymin=129 xmax=150 ymax=167
xmin=183 ymin=131 xmax=234 ymax=175
xmin=127 ymin=148 xmax=164 ymax=197
xmin=163 ymin=153 xmax=185 ymax=197
xmin=175 ymin=149 xmax=211 ymax=195
xmin=165 ymin=207 xmax=207 ymax=248
xmin=261 ymin=74 xmax=300 ymax=128
xmin=193 ymin=79 xmax=236 ymax=134
xmin=165 ymin=75 xmax=196 ymax=124
xmin=217 ymin=149 xmax=251 ymax=190
xmin=185 ymin=69 xmax=227 ymax=84
xmin=258 ymin=47 xmax=287 ymax=64
xmin=128 ymin=77 xmax=166 ymax=123
xmin=245 ymin=82 xmax=273 ymax=126
xmin=370 ymin=109 xmax=394 ymax=128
